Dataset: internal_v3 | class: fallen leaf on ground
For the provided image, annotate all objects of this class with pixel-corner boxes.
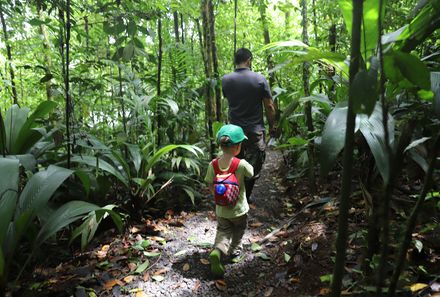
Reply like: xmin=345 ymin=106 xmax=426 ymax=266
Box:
xmin=152 ymin=275 xmax=165 ymax=282
xmin=319 ymin=287 xmax=330 ymax=295
xmin=251 ymin=242 xmax=262 ymax=252
xmin=200 ymin=259 xmax=210 ymax=265
xmin=96 ymin=245 xmax=110 ymax=259
xmin=135 ymin=234 xmax=143 ymax=241
xmin=193 ymin=280 xmax=201 ymax=292
xmin=410 ymin=283 xmax=428 ymax=292
xmin=143 ymin=272 xmax=150 ymax=282
xmin=289 ymin=277 xmax=300 ymax=284
xmin=135 ymin=291 xmax=149 ymax=297
xmin=130 ymin=226 xmax=141 ymax=233
xmin=135 ymin=260 xmax=149 ymax=274
xmin=154 ymin=268 xmax=169 ymax=275
xmin=103 ymin=279 xmax=124 ymax=290
xmin=256 ymin=252 xmax=271 ymax=260
xmin=249 ymin=222 xmax=263 ymax=228
xmin=123 ymin=275 xmax=135 ymax=283
xmin=264 ymin=287 xmax=274 ymax=296
xmin=215 ymin=279 xmax=227 ymax=291
xmin=183 ymin=263 xmax=190 ymax=271
xmin=128 ymin=262 xmax=137 ymax=272
xmin=174 ymin=249 xmax=188 ymax=257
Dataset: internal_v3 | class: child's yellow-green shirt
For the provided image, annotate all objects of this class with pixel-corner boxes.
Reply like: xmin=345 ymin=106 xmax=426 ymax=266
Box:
xmin=204 ymin=158 xmax=254 ymax=219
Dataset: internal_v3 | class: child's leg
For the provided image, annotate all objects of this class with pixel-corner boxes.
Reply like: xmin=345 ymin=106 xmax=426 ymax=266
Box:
xmin=210 ymin=217 xmax=233 ymax=278
xmin=228 ymin=214 xmax=248 ymax=255
xmin=213 ymin=216 xmax=234 ymax=255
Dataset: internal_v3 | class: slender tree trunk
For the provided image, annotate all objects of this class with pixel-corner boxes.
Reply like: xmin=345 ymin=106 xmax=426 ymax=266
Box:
xmin=36 ymin=0 xmax=53 ymax=101
xmin=0 ymin=3 xmax=18 ymax=105
xmin=208 ymin=0 xmax=221 ymax=122
xmin=330 ymin=1 xmax=363 ymax=296
xmin=173 ymin=11 xmax=180 ymax=43
xmin=156 ymin=17 xmax=163 ymax=147
xmin=84 ymin=16 xmax=90 ymax=49
xmin=312 ymin=0 xmax=318 ymax=43
xmin=65 ymin=0 xmax=73 ymax=164
xmin=234 ymin=0 xmax=238 ymax=54
xmin=300 ymin=0 xmax=316 ymax=193
xmin=180 ymin=13 xmax=185 ymax=44
xmin=196 ymin=18 xmax=208 ymax=76
xmin=258 ymin=1 xmax=275 ymax=88
xmin=201 ymin=0 xmax=215 ymax=159
xmin=387 ymin=135 xmax=440 ymax=297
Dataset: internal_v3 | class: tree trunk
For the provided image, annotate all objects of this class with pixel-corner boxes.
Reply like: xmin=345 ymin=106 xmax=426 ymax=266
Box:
xmin=234 ymin=0 xmax=238 ymax=54
xmin=36 ymin=0 xmax=53 ymax=101
xmin=201 ymin=0 xmax=215 ymax=159
xmin=156 ymin=17 xmax=163 ymax=147
xmin=300 ymin=0 xmax=316 ymax=193
xmin=0 ymin=3 xmax=18 ymax=105
xmin=258 ymin=1 xmax=275 ymax=88
xmin=330 ymin=1 xmax=363 ymax=296
xmin=173 ymin=11 xmax=180 ymax=43
xmin=180 ymin=13 xmax=185 ymax=44
xmin=208 ymin=0 xmax=221 ymax=122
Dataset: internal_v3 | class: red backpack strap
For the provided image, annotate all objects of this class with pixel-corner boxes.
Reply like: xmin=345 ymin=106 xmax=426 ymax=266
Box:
xmin=228 ymin=157 xmax=240 ymax=173
xmin=212 ymin=158 xmax=221 ymax=175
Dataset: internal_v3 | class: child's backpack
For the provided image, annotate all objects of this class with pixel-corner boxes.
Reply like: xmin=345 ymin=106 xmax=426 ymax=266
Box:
xmin=212 ymin=157 xmax=241 ymax=207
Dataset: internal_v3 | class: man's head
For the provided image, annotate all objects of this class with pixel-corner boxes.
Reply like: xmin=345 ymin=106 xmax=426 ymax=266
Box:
xmin=234 ymin=48 xmax=253 ymax=67
xmin=216 ymin=124 xmax=247 ymax=155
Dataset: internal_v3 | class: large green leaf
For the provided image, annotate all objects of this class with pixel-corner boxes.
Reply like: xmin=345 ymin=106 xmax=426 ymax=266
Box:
xmin=351 ymin=58 xmax=379 ymax=115
xmin=394 ymin=52 xmax=430 ymax=90
xmin=339 ymin=0 xmax=387 ymax=58
xmin=356 ymin=103 xmax=395 ymax=183
xmin=319 ymin=102 xmax=394 ymax=181
xmin=71 ymin=155 xmax=129 ymax=187
xmin=319 ymin=103 xmax=348 ymax=176
xmin=397 ymin=1 xmax=440 ymax=51
xmin=145 ymin=145 xmax=203 ymax=173
xmin=70 ymin=205 xmax=122 ymax=250
xmin=4 ymin=105 xmax=29 ymax=153
xmin=13 ymin=101 xmax=56 ymax=153
xmin=16 ymin=165 xmax=74 ymax=218
xmin=35 ymin=201 xmax=101 ymax=246
xmin=126 ymin=144 xmax=142 ymax=174
xmin=4 ymin=154 xmax=36 ymax=171
xmin=0 ymin=158 xmax=19 ymax=245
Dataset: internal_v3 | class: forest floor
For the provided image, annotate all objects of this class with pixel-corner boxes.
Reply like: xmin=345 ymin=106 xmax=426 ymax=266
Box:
xmin=15 ymin=150 xmax=440 ymax=297
xmin=19 ymin=149 xmax=340 ymax=297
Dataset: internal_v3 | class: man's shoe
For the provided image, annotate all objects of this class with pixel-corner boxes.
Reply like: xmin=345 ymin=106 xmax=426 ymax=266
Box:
xmin=209 ymin=249 xmax=225 ymax=278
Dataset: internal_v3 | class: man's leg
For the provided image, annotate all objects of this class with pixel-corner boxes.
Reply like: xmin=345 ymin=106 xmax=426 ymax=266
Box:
xmin=238 ymin=131 xmax=266 ymax=200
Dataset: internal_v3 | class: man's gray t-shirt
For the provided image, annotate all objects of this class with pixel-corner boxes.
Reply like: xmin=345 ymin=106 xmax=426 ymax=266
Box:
xmin=222 ymin=68 xmax=272 ymax=133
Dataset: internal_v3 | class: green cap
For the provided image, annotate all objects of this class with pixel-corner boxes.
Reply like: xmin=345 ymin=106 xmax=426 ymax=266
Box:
xmin=216 ymin=124 xmax=248 ymax=145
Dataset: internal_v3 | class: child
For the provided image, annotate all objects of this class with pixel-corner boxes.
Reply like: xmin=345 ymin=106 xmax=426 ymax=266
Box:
xmin=204 ymin=124 xmax=254 ymax=278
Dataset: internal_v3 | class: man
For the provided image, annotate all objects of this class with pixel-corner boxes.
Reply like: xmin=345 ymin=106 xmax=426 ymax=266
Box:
xmin=221 ymin=48 xmax=277 ymax=201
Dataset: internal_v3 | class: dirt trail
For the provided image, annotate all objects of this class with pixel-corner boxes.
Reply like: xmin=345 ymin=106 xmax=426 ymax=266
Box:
xmin=25 ymin=149 xmax=335 ymax=297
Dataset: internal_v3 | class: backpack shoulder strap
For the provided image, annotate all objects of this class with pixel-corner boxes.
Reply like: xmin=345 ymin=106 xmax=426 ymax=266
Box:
xmin=212 ymin=158 xmax=221 ymax=175
xmin=228 ymin=157 xmax=240 ymax=173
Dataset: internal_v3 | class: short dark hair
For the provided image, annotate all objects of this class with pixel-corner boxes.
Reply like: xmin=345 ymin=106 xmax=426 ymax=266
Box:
xmin=234 ymin=48 xmax=252 ymax=65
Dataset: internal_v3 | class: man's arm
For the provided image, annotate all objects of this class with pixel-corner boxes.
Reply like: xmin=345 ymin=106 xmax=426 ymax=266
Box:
xmin=263 ymin=97 xmax=277 ymax=136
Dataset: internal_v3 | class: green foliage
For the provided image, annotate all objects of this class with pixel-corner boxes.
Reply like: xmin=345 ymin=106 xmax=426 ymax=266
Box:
xmin=320 ymin=103 xmax=395 ymax=182
xmin=0 ymin=158 xmax=121 ymax=286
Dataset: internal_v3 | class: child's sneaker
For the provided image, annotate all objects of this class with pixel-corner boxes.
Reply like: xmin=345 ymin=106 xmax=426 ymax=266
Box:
xmin=229 ymin=247 xmax=245 ymax=263
xmin=209 ymin=249 xmax=225 ymax=278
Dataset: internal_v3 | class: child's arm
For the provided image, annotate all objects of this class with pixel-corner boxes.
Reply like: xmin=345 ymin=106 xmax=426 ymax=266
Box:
xmin=240 ymin=159 xmax=254 ymax=178
xmin=204 ymin=162 xmax=215 ymax=195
